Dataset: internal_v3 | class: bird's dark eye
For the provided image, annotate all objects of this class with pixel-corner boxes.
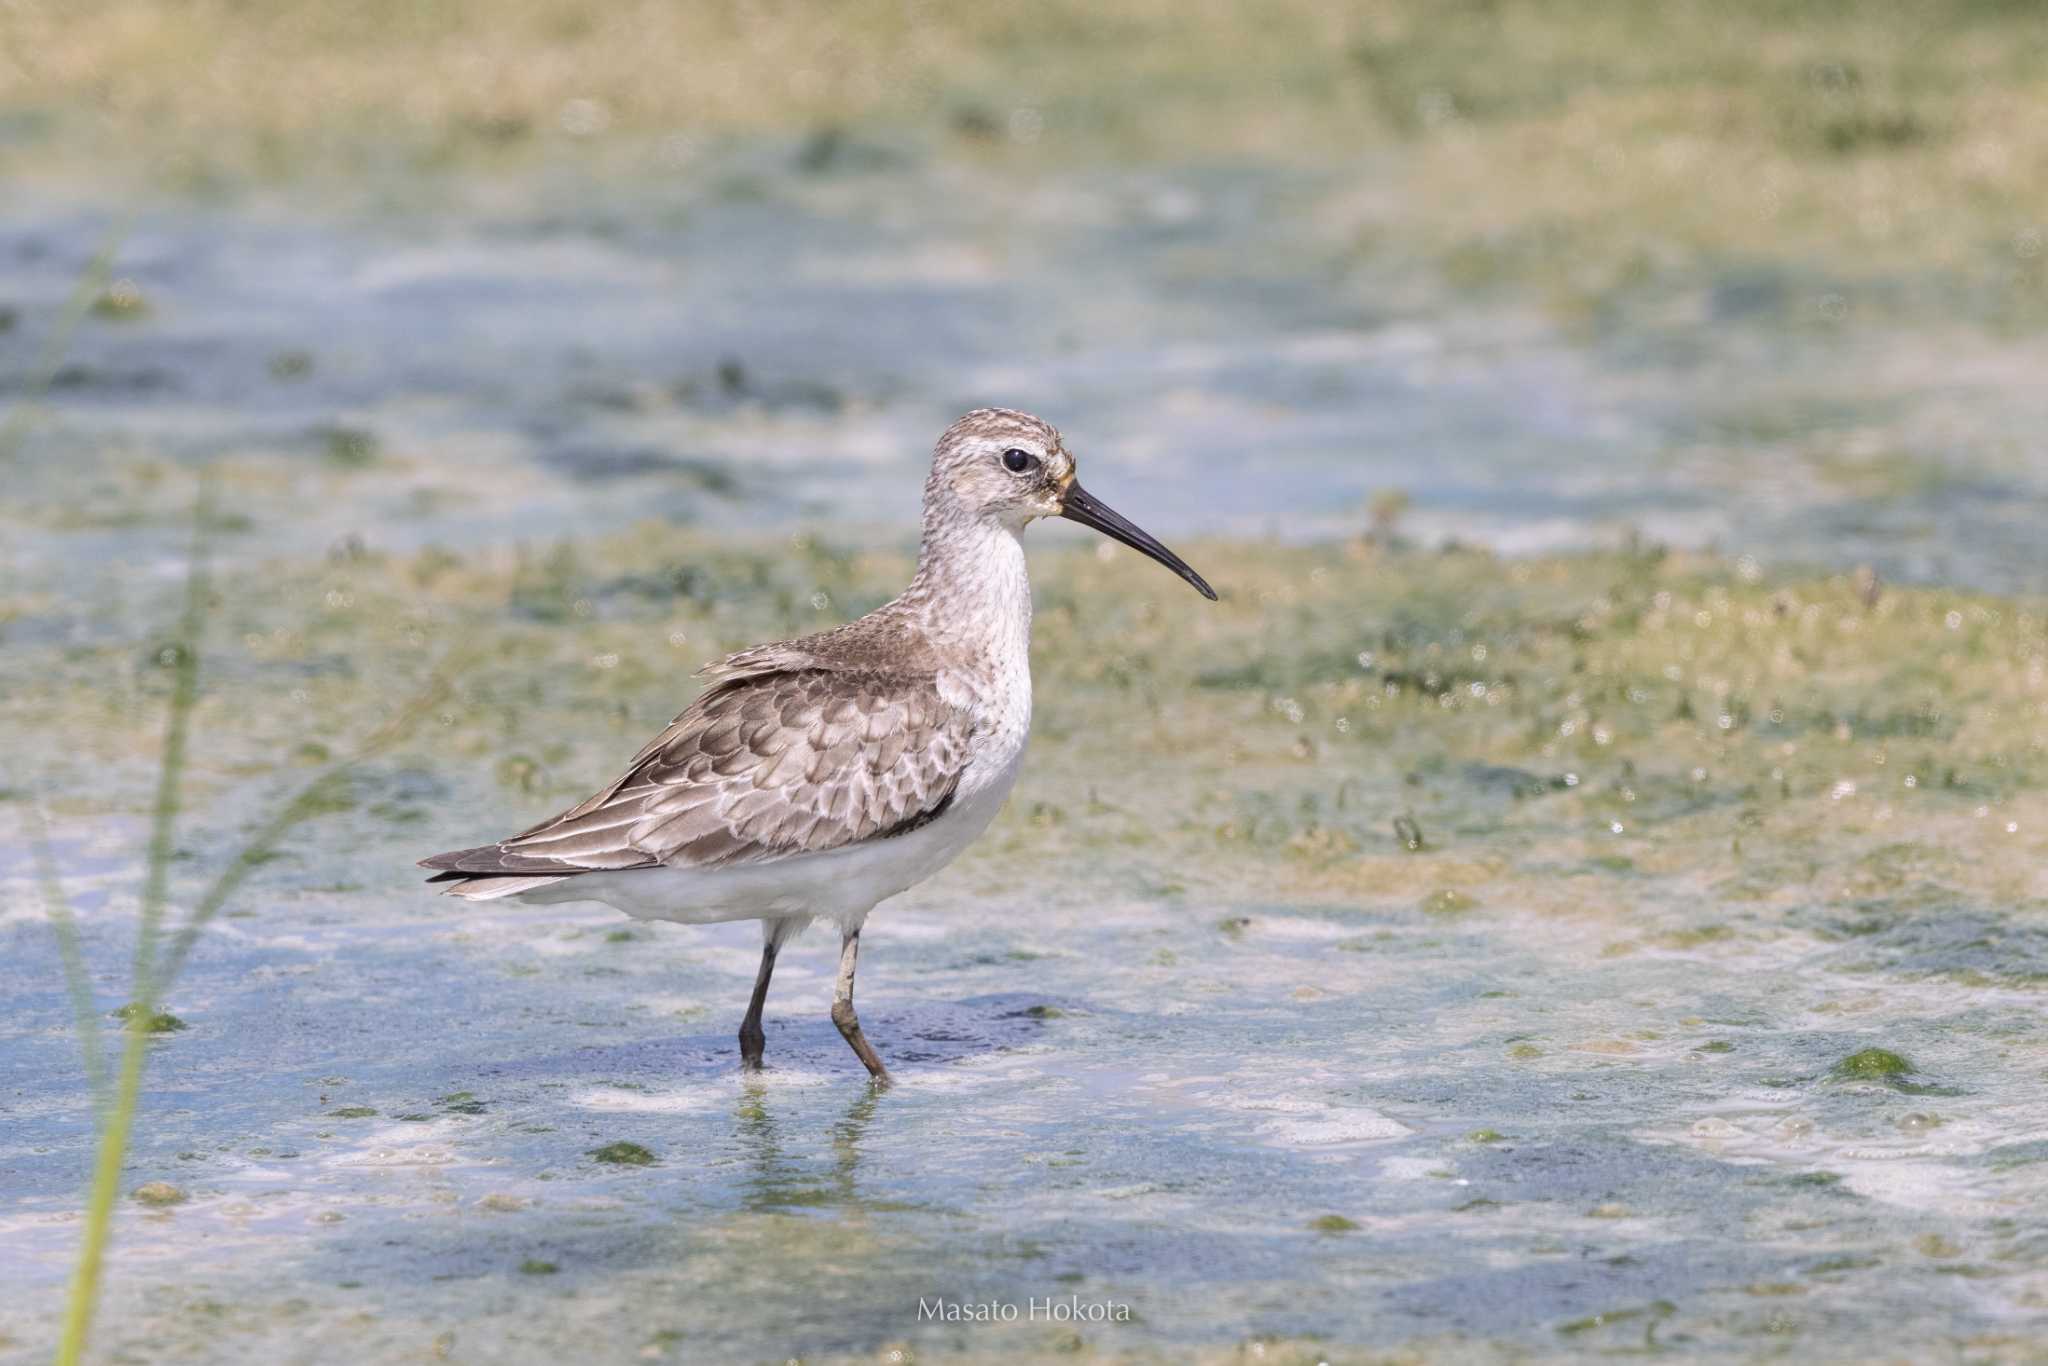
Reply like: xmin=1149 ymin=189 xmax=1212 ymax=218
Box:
xmin=1001 ymin=448 xmax=1037 ymax=474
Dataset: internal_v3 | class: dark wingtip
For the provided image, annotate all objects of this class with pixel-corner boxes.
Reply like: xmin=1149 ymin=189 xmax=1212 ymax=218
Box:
xmin=419 ymin=844 xmax=514 ymax=873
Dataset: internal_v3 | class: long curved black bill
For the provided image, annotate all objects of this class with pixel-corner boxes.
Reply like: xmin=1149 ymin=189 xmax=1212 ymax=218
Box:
xmin=1059 ymin=480 xmax=1217 ymax=601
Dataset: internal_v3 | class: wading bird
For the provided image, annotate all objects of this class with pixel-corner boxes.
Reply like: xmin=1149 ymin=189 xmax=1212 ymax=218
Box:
xmin=422 ymin=409 xmax=1214 ymax=1083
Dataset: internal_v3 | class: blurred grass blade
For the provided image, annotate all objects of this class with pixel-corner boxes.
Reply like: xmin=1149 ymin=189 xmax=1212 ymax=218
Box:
xmin=52 ymin=471 xmax=469 ymax=1364
xmin=132 ymin=478 xmax=213 ymax=998
xmin=55 ymin=478 xmax=211 ymax=1366
xmin=0 ymin=217 xmax=131 ymax=465
xmin=57 ymin=989 xmax=154 ymax=1366
xmin=154 ymin=654 xmax=469 ymax=987
xmin=152 ymin=772 xmax=351 ymax=995
xmin=24 ymin=803 xmax=110 ymax=1110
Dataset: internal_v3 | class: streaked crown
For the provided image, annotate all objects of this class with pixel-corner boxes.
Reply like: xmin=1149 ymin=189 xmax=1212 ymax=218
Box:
xmin=925 ymin=407 xmax=1073 ymax=530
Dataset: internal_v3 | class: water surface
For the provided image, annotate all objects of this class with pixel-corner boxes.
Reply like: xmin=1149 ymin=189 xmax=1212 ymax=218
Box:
xmin=4 ymin=147 xmax=2048 ymax=1364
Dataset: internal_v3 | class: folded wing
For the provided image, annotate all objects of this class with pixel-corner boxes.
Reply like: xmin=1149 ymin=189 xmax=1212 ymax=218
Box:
xmin=420 ymin=668 xmax=971 ymax=886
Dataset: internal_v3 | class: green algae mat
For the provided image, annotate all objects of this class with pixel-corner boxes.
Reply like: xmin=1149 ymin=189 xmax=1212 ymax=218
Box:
xmin=7 ymin=522 xmax=2047 ymax=1362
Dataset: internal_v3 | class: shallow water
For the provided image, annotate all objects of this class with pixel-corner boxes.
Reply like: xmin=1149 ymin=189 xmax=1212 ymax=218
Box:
xmin=5 ymin=145 xmax=2048 ymax=1364
xmin=9 ymin=809 xmax=2048 ymax=1362
xmin=8 ymin=146 xmax=2048 ymax=590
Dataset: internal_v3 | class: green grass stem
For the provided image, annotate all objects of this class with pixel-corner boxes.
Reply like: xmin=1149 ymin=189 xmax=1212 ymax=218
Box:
xmin=0 ymin=218 xmax=131 ymax=466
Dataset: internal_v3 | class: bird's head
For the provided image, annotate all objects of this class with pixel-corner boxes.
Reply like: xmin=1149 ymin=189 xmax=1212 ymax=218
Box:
xmin=926 ymin=407 xmax=1216 ymax=600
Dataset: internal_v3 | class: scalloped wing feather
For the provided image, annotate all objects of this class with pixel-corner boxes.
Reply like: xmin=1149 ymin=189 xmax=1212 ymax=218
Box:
xmin=419 ymin=668 xmax=970 ymax=880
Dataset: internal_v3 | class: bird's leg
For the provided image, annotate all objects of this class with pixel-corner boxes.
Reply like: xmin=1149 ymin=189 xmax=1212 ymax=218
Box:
xmin=830 ymin=928 xmax=892 ymax=1086
xmin=738 ymin=918 xmax=796 ymax=1071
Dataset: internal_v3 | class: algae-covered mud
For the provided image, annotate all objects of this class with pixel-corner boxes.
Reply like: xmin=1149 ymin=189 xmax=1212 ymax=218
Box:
xmin=5 ymin=525 xmax=2048 ymax=1362
xmin=8 ymin=2 xmax=2048 ymax=1360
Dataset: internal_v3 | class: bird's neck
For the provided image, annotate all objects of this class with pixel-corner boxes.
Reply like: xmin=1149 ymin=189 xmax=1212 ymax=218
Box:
xmin=901 ymin=511 xmax=1033 ymax=672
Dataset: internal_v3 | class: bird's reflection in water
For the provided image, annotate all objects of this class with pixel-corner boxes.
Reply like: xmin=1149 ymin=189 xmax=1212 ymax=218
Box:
xmin=734 ymin=1079 xmax=882 ymax=1215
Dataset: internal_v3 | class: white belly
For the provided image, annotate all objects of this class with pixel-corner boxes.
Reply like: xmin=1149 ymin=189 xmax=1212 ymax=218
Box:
xmin=519 ymin=736 xmax=1026 ymax=932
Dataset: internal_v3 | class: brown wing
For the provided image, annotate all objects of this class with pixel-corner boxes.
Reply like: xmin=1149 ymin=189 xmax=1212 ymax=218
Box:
xmin=420 ymin=668 xmax=970 ymax=881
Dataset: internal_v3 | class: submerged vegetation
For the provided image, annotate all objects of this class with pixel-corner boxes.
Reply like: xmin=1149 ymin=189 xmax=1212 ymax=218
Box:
xmin=1833 ymin=1046 xmax=1916 ymax=1080
xmin=10 ymin=482 xmax=2047 ymax=1362
xmin=587 ymin=1141 xmax=659 ymax=1167
xmin=13 ymin=520 xmax=2044 ymax=978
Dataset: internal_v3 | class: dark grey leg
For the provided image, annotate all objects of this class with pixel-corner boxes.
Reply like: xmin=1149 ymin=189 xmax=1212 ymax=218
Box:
xmin=739 ymin=918 xmax=797 ymax=1070
xmin=830 ymin=929 xmax=892 ymax=1085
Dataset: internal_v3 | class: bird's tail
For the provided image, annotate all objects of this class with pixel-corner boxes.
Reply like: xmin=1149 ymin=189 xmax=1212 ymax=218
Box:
xmin=423 ymin=870 xmax=572 ymax=901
